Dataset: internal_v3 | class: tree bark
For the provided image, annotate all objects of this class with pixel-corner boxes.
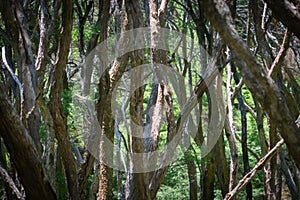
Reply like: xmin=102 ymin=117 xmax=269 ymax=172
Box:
xmin=2 ymin=0 xmax=42 ymax=154
xmin=225 ymin=62 xmax=239 ymax=194
xmin=125 ymin=1 xmax=150 ymax=199
xmin=224 ymin=117 xmax=239 ymax=193
xmin=264 ymin=0 xmax=300 ymax=39
xmin=201 ymin=151 xmax=216 ymax=200
xmin=225 ymin=139 xmax=284 ymax=200
xmin=232 ymin=64 xmax=253 ymax=200
xmin=96 ymin=1 xmax=130 ymax=199
xmin=184 ymin=150 xmax=198 ymax=200
xmin=49 ymin=0 xmax=79 ymax=199
xmin=78 ymin=0 xmax=110 ymax=195
xmin=202 ymin=0 xmax=300 ymax=170
xmin=214 ymin=134 xmax=230 ymax=198
xmin=0 ymin=88 xmax=56 ymax=200
xmin=280 ymin=151 xmax=299 ymax=199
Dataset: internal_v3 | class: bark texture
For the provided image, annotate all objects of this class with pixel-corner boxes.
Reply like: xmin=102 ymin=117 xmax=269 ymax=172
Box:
xmin=0 ymin=88 xmax=56 ymax=200
xmin=202 ymin=0 xmax=300 ymax=170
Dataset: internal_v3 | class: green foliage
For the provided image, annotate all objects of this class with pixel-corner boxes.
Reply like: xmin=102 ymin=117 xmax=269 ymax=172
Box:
xmin=56 ymin=171 xmax=68 ymax=200
xmin=157 ymin=160 xmax=190 ymax=200
xmin=39 ymin=124 xmax=47 ymax=143
xmin=62 ymin=87 xmax=73 ymax=117
xmin=62 ymin=85 xmax=77 ymax=134
xmin=1 ymin=0 xmax=298 ymax=199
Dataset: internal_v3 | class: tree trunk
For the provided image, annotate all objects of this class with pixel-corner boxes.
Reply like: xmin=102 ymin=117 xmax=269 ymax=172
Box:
xmin=214 ymin=134 xmax=230 ymax=198
xmin=125 ymin=1 xmax=150 ymax=199
xmin=225 ymin=117 xmax=239 ymax=194
xmin=280 ymin=151 xmax=299 ymax=199
xmin=232 ymin=64 xmax=253 ymax=199
xmin=266 ymin=120 xmax=279 ymax=200
xmin=49 ymin=0 xmax=79 ymax=199
xmin=96 ymin=1 xmax=130 ymax=198
xmin=184 ymin=150 xmax=198 ymax=200
xmin=201 ymin=151 xmax=216 ymax=200
xmin=202 ymin=0 xmax=300 ymax=171
xmin=78 ymin=0 xmax=110 ymax=195
xmin=0 ymin=88 xmax=56 ymax=200
xmin=2 ymin=0 xmax=42 ymax=154
xmin=225 ymin=62 xmax=239 ymax=194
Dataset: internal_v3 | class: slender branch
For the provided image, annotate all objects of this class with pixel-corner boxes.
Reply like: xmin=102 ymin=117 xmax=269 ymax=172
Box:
xmin=235 ymin=134 xmax=260 ymax=161
xmin=225 ymin=139 xmax=285 ymax=200
xmin=158 ymin=0 xmax=169 ymax=18
xmin=268 ymin=29 xmax=291 ymax=77
xmin=231 ymin=78 xmax=243 ymax=101
xmin=0 ymin=165 xmax=24 ymax=200
xmin=244 ymin=102 xmax=257 ymax=119
xmin=261 ymin=3 xmax=267 ymax=31
xmin=1 ymin=47 xmax=23 ymax=96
